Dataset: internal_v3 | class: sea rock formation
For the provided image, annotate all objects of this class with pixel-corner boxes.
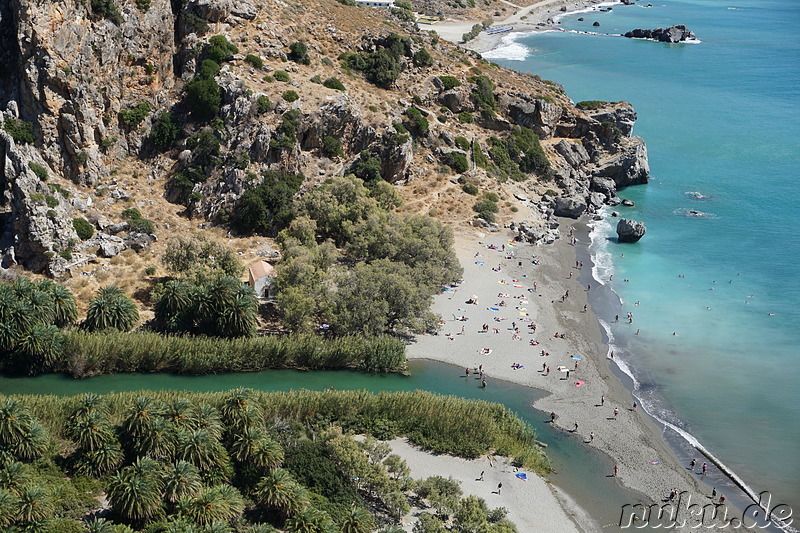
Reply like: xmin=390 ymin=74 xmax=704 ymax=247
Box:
xmin=616 ymin=218 xmax=646 ymax=242
xmin=624 ymin=25 xmax=697 ymax=43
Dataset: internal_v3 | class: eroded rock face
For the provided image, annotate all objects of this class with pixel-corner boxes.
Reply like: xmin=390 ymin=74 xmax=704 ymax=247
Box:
xmin=553 ymin=196 xmax=587 ymax=219
xmin=624 ymin=25 xmax=697 ymax=43
xmin=501 ymin=93 xmax=564 ymax=139
xmin=616 ymin=218 xmax=646 ymax=242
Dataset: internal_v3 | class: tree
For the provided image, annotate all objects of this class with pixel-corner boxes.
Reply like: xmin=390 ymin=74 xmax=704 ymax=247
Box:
xmin=205 ymin=35 xmax=238 ymax=63
xmin=0 ymin=489 xmax=18 ymax=529
xmin=15 ymin=484 xmax=53 ymax=525
xmin=162 ymin=235 xmax=243 ymax=281
xmin=284 ymin=507 xmax=336 ymax=533
xmin=186 ymin=76 xmax=221 ymax=120
xmin=150 ymin=111 xmax=180 ymax=149
xmin=232 ymin=170 xmax=305 ymax=235
xmin=349 ymin=151 xmax=383 ymax=183
xmin=177 ymin=485 xmax=244 ymax=526
xmin=162 ymin=461 xmax=202 ymax=505
xmin=107 ymin=458 xmax=165 ymax=524
xmin=288 ymin=42 xmax=310 ymax=65
xmin=83 ymin=286 xmax=139 ymax=332
xmin=339 ymin=504 xmax=374 ymax=533
xmin=254 ymin=468 xmax=306 ymax=518
xmin=0 ymin=400 xmax=33 ymax=446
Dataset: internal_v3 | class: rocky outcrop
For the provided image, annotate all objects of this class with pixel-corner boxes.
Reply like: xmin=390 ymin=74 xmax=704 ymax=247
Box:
xmin=624 ymin=25 xmax=697 ymax=43
xmin=583 ymin=101 xmax=637 ymax=136
xmin=501 ymin=93 xmax=564 ymax=139
xmin=591 ymin=136 xmax=650 ymax=188
xmin=616 ymin=218 xmax=646 ymax=242
xmin=553 ymin=196 xmax=587 ymax=219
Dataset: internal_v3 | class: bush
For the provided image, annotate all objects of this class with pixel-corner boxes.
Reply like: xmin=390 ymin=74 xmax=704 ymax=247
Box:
xmin=472 ymin=75 xmax=496 ymax=111
xmin=323 ymin=77 xmax=346 ymax=91
xmin=454 ymin=136 xmax=470 ymax=152
xmin=186 ymin=129 xmax=221 ymax=169
xmin=439 ymin=75 xmax=461 ymax=91
xmin=576 ymin=100 xmax=609 ymax=110
xmin=149 ymin=111 xmax=179 ymax=149
xmin=462 ymin=183 xmax=478 ymax=195
xmin=390 ymin=7 xmax=414 ymax=22
xmin=180 ymin=11 xmax=209 ymax=35
xmin=322 ymin=136 xmax=343 ymax=158
xmin=473 ymin=198 xmax=498 ymax=222
xmin=3 ymin=118 xmax=35 ymax=144
xmin=350 ymin=151 xmax=383 ymax=182
xmin=28 ymin=162 xmax=48 ymax=180
xmin=270 ymin=110 xmax=301 ymax=151
xmin=232 ymin=170 xmax=305 ymax=234
xmin=244 ymin=54 xmax=263 ymax=68
xmin=205 ymin=35 xmax=238 ymax=63
xmin=45 ymin=195 xmax=59 ymax=208
xmin=185 ymin=76 xmax=221 ymax=120
xmin=255 ymin=95 xmax=271 ymax=114
xmin=119 ymin=103 xmax=151 ymax=129
xmin=412 ymin=48 xmax=433 ymax=68
xmin=72 ymin=218 xmax=95 ymax=241
xmin=462 ymin=23 xmax=482 ymax=43
xmin=404 ymin=107 xmax=429 ymax=136
xmin=441 ymin=152 xmax=468 ymax=173
xmin=288 ymin=41 xmax=311 ymax=65
xmin=282 ymin=90 xmax=299 ymax=102
xmin=273 ymin=70 xmax=290 ymax=82
xmin=91 ymin=0 xmax=122 ymax=24
xmin=135 ymin=0 xmax=150 ymax=12
xmin=458 ymin=111 xmax=473 ymax=123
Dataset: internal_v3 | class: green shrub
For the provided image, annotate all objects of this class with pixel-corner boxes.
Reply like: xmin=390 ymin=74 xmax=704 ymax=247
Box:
xmin=322 ymin=136 xmax=343 ymax=158
xmin=323 ymin=77 xmax=346 ymax=91
xmin=439 ymin=75 xmax=461 ymax=91
xmin=350 ymin=151 xmax=383 ymax=182
xmin=472 ymin=75 xmax=496 ymax=111
xmin=76 ymin=151 xmax=88 ymax=164
xmin=149 ymin=111 xmax=179 ymax=149
xmin=28 ymin=162 xmax=48 ymax=180
xmin=472 ymin=141 xmax=488 ymax=169
xmin=255 ymin=95 xmax=271 ymax=114
xmin=473 ymin=198 xmax=498 ymax=222
xmin=441 ymin=152 xmax=468 ymax=173
xmin=205 ymin=35 xmax=238 ymax=63
xmin=3 ymin=118 xmax=35 ymax=144
xmin=121 ymin=207 xmax=142 ymax=220
xmin=404 ymin=107 xmax=429 ymax=136
xmin=462 ymin=23 xmax=482 ymax=43
xmin=484 ymin=192 xmax=499 ymax=202
xmin=390 ymin=7 xmax=414 ymax=22
xmin=270 ymin=110 xmax=301 ymax=151
xmin=232 ymin=170 xmax=304 ymax=234
xmin=412 ymin=48 xmax=433 ymax=68
xmin=185 ymin=76 xmax=221 ymax=120
xmin=135 ymin=0 xmax=150 ymax=12
xmin=454 ymin=136 xmax=470 ymax=152
xmin=144 ymin=266 xmax=157 ymax=276
xmin=72 ymin=218 xmax=95 ymax=240
xmin=91 ymin=0 xmax=122 ymax=24
xmin=310 ymin=74 xmax=323 ymax=84
xmin=576 ymin=100 xmax=609 ymax=110
xmin=273 ymin=70 xmax=291 ymax=82
xmin=100 ymin=136 xmax=117 ymax=150
xmin=244 ymin=54 xmax=263 ymax=68
xmin=458 ymin=111 xmax=473 ymax=123
xmin=129 ymin=218 xmax=155 ymax=234
xmin=288 ymin=41 xmax=311 ymax=65
xmin=462 ymin=183 xmax=478 ymax=195
xmin=186 ymin=129 xmax=220 ymax=169
xmin=118 ymin=102 xmax=151 ymax=129
xmin=45 ymin=195 xmax=59 ymax=208
xmin=59 ymin=249 xmax=73 ymax=260
xmin=282 ymin=90 xmax=299 ymax=102
xmin=180 ymin=11 xmax=209 ymax=35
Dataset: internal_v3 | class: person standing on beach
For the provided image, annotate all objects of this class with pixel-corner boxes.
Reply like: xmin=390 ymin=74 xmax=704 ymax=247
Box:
xmin=479 ymin=471 xmax=484 ymax=481
xmin=497 ymin=483 xmax=502 ymax=495
xmin=613 ymin=408 xmax=619 ymax=419
xmin=601 ymin=394 xmax=605 ymax=406
xmin=711 ymin=487 xmax=717 ymax=501
xmin=632 ymin=401 xmax=637 ymax=411
xmin=589 ymin=432 xmax=595 ymax=443
xmin=690 ymin=459 xmax=696 ymax=471
xmin=613 ymin=464 xmax=618 ymax=477
xmin=702 ymin=462 xmax=707 ymax=475
xmin=574 ymin=421 xmax=578 ymax=432
xmin=481 ymin=378 xmax=487 ymax=389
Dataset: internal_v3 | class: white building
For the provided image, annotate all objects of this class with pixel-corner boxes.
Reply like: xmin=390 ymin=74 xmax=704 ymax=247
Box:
xmin=248 ymin=260 xmax=276 ymax=299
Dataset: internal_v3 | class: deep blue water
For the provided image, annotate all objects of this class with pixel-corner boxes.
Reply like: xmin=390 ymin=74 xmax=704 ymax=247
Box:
xmin=484 ymin=0 xmax=800 ymax=515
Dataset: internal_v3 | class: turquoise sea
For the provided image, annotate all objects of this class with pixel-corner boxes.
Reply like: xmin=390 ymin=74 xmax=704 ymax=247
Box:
xmin=484 ymin=0 xmax=800 ymax=517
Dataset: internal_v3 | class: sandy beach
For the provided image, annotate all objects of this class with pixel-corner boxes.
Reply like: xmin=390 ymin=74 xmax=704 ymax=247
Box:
xmin=417 ymin=0 xmax=614 ymax=53
xmin=407 ymin=220 xmax=754 ymax=531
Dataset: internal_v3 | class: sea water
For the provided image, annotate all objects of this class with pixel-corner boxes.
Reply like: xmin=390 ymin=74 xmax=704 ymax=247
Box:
xmin=484 ymin=0 xmax=800 ymax=517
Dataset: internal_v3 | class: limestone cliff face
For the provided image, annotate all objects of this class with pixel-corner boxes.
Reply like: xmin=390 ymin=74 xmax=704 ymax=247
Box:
xmin=0 ymin=0 xmax=650 ymax=275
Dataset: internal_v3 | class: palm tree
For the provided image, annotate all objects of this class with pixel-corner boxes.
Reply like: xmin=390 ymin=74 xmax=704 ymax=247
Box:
xmin=229 ymin=427 xmax=265 ymax=464
xmin=41 ymin=280 xmax=78 ymax=327
xmin=177 ymin=485 xmax=244 ymax=526
xmin=25 ymin=288 xmax=54 ymax=326
xmin=0 ymin=399 xmax=33 ymax=446
xmin=15 ymin=484 xmax=53 ymax=524
xmin=339 ymin=504 xmax=374 ymax=533
xmin=189 ymin=403 xmax=224 ymax=439
xmin=0 ymin=461 xmax=32 ymax=492
xmin=107 ymin=458 xmax=164 ymax=524
xmin=16 ymin=323 xmax=65 ymax=373
xmin=283 ymin=507 xmax=337 ymax=533
xmin=203 ymin=521 xmax=235 ymax=533
xmin=245 ymin=524 xmax=279 ymax=533
xmin=78 ymin=441 xmax=124 ymax=477
xmin=72 ymin=393 xmax=106 ymax=419
xmin=165 ymin=398 xmax=194 ymax=431
xmin=179 ymin=429 xmax=229 ymax=474
xmin=68 ymin=409 xmax=114 ymax=452
xmin=254 ymin=468 xmax=307 ymax=519
xmin=154 ymin=280 xmax=191 ymax=331
xmin=162 ymin=460 xmax=202 ymax=505
xmin=0 ymin=322 xmax=18 ymax=353
xmin=161 ymin=517 xmax=200 ymax=533
xmin=215 ymin=287 xmax=258 ymax=338
xmin=0 ymin=488 xmax=18 ymax=528
xmin=219 ymin=388 xmax=259 ymax=432
xmin=122 ymin=396 xmax=162 ymax=442
xmin=136 ymin=416 xmax=176 ymax=460
xmin=84 ymin=285 xmax=139 ymax=332
xmin=11 ymin=420 xmax=49 ymax=461
xmin=85 ymin=517 xmax=117 ymax=533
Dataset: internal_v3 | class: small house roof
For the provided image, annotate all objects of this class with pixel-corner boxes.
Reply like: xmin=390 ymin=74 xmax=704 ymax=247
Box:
xmin=248 ymin=260 xmax=275 ymax=280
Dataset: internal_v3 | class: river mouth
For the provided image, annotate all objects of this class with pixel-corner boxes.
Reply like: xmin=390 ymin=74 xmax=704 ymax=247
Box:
xmin=0 ymin=359 xmax=654 ymax=529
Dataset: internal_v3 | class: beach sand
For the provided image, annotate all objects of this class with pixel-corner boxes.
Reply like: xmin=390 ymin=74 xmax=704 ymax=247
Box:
xmin=417 ymin=0 xmax=613 ymax=53
xmin=407 ymin=222 xmax=751 ymax=531
xmin=389 ymin=438 xmax=590 ymax=531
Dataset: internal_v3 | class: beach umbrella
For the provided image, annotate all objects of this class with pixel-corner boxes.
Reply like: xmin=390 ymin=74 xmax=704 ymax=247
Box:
xmin=515 ymin=472 xmax=527 ymax=481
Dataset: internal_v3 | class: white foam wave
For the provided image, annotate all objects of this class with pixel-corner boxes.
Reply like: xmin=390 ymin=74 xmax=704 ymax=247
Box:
xmin=480 ymin=33 xmax=531 ymax=61
xmin=553 ymin=0 xmax=620 ymax=23
xmin=587 ymin=216 xmax=615 ymax=286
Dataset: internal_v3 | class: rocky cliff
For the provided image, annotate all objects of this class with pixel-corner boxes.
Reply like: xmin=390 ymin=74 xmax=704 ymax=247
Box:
xmin=0 ymin=0 xmax=649 ymax=278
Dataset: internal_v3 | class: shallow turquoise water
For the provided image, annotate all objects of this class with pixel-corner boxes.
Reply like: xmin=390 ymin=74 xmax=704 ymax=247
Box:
xmin=485 ymin=0 xmax=800 ymax=514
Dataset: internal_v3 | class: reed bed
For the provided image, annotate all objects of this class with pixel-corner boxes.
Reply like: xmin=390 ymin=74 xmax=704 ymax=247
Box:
xmin=9 ymin=389 xmax=549 ymax=474
xmin=63 ymin=331 xmax=407 ymax=377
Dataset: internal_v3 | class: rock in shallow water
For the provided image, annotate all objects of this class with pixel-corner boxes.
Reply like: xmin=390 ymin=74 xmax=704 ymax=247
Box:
xmin=617 ymin=218 xmax=646 ymax=243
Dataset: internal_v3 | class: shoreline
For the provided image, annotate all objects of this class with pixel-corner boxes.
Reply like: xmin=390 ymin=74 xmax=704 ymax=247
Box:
xmin=406 ymin=220 xmax=756 ymax=531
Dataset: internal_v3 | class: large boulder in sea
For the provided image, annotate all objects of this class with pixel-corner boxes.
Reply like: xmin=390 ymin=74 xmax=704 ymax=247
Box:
xmin=616 ymin=218 xmax=646 ymax=242
xmin=624 ymin=25 xmax=696 ymax=43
